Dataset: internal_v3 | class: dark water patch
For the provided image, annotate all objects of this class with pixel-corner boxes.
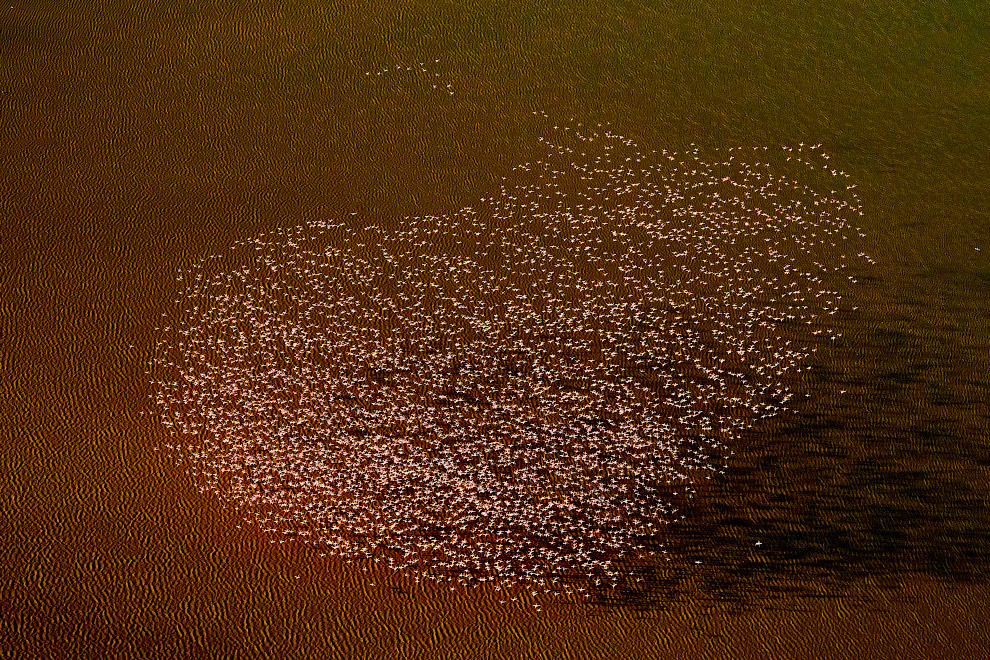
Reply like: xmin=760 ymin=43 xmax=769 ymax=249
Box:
xmin=588 ymin=293 xmax=990 ymax=612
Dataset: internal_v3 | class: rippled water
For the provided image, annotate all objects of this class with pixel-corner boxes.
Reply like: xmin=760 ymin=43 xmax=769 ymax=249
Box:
xmin=6 ymin=3 xmax=988 ymax=657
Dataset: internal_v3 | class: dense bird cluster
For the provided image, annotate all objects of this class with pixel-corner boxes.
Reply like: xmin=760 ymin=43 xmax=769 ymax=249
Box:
xmin=150 ymin=120 xmax=866 ymax=596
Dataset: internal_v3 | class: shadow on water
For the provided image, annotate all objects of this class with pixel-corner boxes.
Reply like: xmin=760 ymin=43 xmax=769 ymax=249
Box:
xmin=590 ymin=270 xmax=990 ymax=613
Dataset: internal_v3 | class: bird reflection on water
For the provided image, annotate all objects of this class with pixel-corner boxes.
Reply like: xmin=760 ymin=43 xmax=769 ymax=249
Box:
xmin=150 ymin=119 xmax=871 ymax=600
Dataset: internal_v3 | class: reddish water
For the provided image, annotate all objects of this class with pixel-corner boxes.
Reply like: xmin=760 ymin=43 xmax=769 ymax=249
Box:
xmin=3 ymin=2 xmax=988 ymax=658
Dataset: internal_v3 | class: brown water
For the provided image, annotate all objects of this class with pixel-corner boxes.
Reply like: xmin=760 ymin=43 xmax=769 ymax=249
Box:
xmin=3 ymin=1 xmax=988 ymax=658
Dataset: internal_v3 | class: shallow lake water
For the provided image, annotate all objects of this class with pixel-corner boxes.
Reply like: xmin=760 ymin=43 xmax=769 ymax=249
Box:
xmin=2 ymin=2 xmax=988 ymax=658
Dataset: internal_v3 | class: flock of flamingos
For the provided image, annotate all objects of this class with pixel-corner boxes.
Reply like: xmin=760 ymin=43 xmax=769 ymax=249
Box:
xmin=151 ymin=119 xmax=868 ymax=600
